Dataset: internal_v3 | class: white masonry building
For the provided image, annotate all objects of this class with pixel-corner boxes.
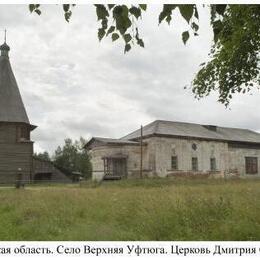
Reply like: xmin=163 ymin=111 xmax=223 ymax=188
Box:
xmin=85 ymin=120 xmax=260 ymax=180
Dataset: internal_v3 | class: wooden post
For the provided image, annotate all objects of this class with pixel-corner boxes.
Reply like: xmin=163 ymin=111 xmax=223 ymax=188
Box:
xmin=140 ymin=125 xmax=143 ymax=179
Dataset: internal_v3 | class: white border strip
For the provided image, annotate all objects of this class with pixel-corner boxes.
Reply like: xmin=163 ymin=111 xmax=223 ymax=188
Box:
xmin=0 ymin=1 xmax=260 ymax=5
xmin=0 ymin=241 xmax=260 ymax=260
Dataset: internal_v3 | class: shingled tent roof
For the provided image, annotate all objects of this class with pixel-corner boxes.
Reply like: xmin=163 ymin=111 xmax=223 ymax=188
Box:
xmin=0 ymin=42 xmax=30 ymax=124
xmin=121 ymin=120 xmax=260 ymax=144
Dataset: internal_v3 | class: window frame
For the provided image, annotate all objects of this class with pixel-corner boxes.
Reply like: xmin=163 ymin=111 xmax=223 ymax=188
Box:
xmin=171 ymin=156 xmax=178 ymax=170
xmin=210 ymin=157 xmax=217 ymax=171
xmin=245 ymin=157 xmax=258 ymax=175
xmin=192 ymin=157 xmax=198 ymax=171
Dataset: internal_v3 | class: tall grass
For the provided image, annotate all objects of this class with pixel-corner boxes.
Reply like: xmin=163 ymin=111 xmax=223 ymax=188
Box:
xmin=0 ymin=178 xmax=259 ymax=240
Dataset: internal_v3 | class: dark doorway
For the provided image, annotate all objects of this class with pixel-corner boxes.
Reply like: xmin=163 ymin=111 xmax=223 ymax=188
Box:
xmin=113 ymin=159 xmax=126 ymax=176
xmin=103 ymin=156 xmax=127 ymax=179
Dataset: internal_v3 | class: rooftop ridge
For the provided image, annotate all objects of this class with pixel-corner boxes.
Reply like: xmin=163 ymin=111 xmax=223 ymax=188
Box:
xmin=154 ymin=119 xmax=254 ymax=132
xmin=119 ymin=119 xmax=260 ymax=144
xmin=120 ymin=120 xmax=158 ymax=140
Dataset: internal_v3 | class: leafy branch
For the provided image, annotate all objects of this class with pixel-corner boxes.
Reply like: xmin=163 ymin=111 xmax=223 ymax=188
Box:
xmin=29 ymin=4 xmax=260 ymax=106
xmin=28 ymin=4 xmax=201 ymax=51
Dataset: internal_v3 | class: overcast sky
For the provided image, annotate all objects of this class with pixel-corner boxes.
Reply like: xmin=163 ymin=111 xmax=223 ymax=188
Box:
xmin=1 ymin=4 xmax=260 ymax=154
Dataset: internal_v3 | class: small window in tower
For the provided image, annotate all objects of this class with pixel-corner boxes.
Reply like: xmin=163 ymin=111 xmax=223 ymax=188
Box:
xmin=171 ymin=156 xmax=178 ymax=170
xmin=17 ymin=125 xmax=29 ymax=141
xmin=192 ymin=157 xmax=198 ymax=171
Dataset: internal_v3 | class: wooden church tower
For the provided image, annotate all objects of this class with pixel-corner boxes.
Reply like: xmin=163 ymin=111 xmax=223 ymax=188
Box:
xmin=0 ymin=37 xmax=36 ymax=183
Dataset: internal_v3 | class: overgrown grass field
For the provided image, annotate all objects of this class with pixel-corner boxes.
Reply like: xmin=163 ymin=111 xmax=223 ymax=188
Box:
xmin=0 ymin=178 xmax=260 ymax=240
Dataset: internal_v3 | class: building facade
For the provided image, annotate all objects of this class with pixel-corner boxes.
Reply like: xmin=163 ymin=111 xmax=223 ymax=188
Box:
xmin=86 ymin=120 xmax=260 ymax=180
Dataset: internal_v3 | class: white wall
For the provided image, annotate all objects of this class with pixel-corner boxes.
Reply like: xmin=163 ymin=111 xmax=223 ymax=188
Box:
xmin=145 ymin=137 xmax=229 ymax=177
xmin=228 ymin=147 xmax=260 ymax=177
xmin=90 ymin=137 xmax=260 ymax=179
xmin=90 ymin=144 xmax=150 ymax=179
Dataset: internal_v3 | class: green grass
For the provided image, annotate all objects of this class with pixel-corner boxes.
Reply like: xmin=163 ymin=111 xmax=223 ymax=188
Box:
xmin=0 ymin=178 xmax=260 ymax=240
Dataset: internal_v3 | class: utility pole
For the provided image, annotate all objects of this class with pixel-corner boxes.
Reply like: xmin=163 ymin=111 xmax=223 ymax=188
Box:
xmin=140 ymin=125 xmax=143 ymax=179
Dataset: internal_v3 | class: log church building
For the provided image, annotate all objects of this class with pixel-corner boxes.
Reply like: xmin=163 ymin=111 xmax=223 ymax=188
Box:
xmin=0 ymin=39 xmax=69 ymax=184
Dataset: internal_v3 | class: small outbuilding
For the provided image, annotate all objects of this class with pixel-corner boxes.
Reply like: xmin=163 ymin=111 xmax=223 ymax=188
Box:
xmin=33 ymin=158 xmax=71 ymax=183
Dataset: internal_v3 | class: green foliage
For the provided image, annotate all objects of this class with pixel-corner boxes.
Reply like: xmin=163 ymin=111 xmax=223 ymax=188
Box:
xmin=29 ymin=4 xmax=75 ymax=22
xmin=139 ymin=5 xmax=147 ymax=11
xmin=193 ymin=5 xmax=260 ymax=105
xmin=129 ymin=6 xmax=141 ymax=19
xmin=106 ymin=26 xmax=115 ymax=35
xmin=124 ymin=44 xmax=131 ymax=53
xmin=28 ymin=4 xmax=260 ymax=104
xmin=63 ymin=4 xmax=73 ymax=22
xmin=29 ymin=4 xmax=41 ymax=15
xmin=95 ymin=4 xmax=143 ymax=52
xmin=158 ymin=4 xmax=199 ymax=43
xmin=30 ymin=4 xmax=146 ymax=53
xmin=178 ymin=5 xmax=194 ymax=24
xmin=1 ymin=179 xmax=260 ymax=240
xmin=98 ymin=28 xmax=105 ymax=41
xmin=182 ymin=31 xmax=190 ymax=45
xmin=124 ymin=33 xmax=132 ymax=43
xmin=27 ymin=4 xmax=199 ymax=53
xmin=191 ymin=22 xmax=199 ymax=32
xmin=112 ymin=33 xmax=119 ymax=41
xmin=215 ymin=4 xmax=227 ymax=16
xmin=158 ymin=5 xmax=177 ymax=24
xmin=53 ymin=137 xmax=92 ymax=179
xmin=29 ymin=4 xmax=199 ymax=48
